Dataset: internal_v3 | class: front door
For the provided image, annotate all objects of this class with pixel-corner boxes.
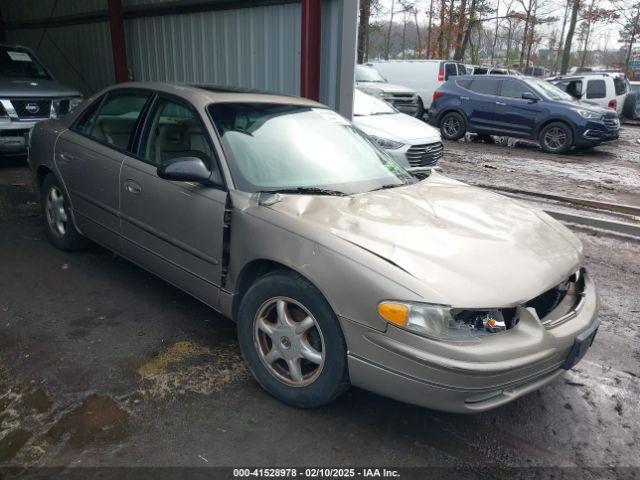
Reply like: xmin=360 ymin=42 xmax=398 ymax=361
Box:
xmin=494 ymin=79 xmax=541 ymax=137
xmin=55 ymin=90 xmax=152 ymax=252
xmin=465 ymin=77 xmax=499 ymax=131
xmin=119 ymin=96 xmax=227 ymax=309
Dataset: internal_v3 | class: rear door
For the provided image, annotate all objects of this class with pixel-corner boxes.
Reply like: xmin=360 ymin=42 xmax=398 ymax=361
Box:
xmin=119 ymin=94 xmax=227 ymax=309
xmin=493 ymin=78 xmax=541 ymax=137
xmin=55 ymin=90 xmax=152 ymax=252
xmin=584 ymin=78 xmax=608 ymax=109
xmin=463 ymin=77 xmax=499 ymax=131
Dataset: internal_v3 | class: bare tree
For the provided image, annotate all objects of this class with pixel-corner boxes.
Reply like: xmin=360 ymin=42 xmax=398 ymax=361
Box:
xmin=384 ymin=0 xmax=396 ymax=60
xmin=426 ymin=0 xmax=435 ymax=58
xmin=357 ymin=0 xmax=372 ymax=64
xmin=561 ymin=0 xmax=580 ymax=74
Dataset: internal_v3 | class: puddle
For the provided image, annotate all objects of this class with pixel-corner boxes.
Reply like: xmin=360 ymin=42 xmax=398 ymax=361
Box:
xmin=45 ymin=394 xmax=129 ymax=447
xmin=0 ymin=428 xmax=32 ymax=462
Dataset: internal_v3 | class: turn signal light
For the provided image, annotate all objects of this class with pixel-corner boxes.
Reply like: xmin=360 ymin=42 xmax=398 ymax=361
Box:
xmin=608 ymin=99 xmax=617 ymax=110
xmin=378 ymin=302 xmax=409 ymax=326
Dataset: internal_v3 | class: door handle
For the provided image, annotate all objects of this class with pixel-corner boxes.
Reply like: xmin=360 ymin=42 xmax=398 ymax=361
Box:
xmin=460 ymin=96 xmax=469 ymax=101
xmin=495 ymin=101 xmax=507 ymax=106
xmin=124 ymin=180 xmax=142 ymax=195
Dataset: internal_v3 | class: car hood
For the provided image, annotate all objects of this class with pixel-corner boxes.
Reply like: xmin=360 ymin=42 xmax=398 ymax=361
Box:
xmin=357 ymin=81 xmax=415 ymax=94
xmin=353 ymin=112 xmax=441 ymax=142
xmin=0 ymin=77 xmax=81 ymax=97
xmin=554 ymin=98 xmax=615 ymax=115
xmin=266 ymin=173 xmax=583 ymax=307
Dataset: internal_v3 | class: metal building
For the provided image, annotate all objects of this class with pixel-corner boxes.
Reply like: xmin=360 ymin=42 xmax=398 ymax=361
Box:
xmin=0 ymin=0 xmax=357 ymax=117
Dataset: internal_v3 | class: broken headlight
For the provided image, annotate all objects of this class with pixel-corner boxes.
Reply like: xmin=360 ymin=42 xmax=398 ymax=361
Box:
xmin=378 ymin=301 xmax=517 ymax=342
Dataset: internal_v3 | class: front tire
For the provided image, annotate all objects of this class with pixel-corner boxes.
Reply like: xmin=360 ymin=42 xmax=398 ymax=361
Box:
xmin=539 ymin=122 xmax=573 ymax=154
xmin=439 ymin=111 xmax=466 ymax=140
xmin=237 ymin=271 xmax=349 ymax=408
xmin=40 ymin=173 xmax=89 ymax=251
xmin=416 ymin=98 xmax=425 ymax=119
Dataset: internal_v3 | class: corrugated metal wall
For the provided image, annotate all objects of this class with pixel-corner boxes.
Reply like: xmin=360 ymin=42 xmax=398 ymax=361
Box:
xmin=1 ymin=0 xmax=113 ymax=95
xmin=1 ymin=0 xmax=355 ymax=115
xmin=125 ymin=4 xmax=301 ymax=95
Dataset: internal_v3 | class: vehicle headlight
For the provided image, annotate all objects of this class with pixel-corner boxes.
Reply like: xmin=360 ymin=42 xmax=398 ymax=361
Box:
xmin=370 ymin=136 xmax=404 ymax=150
xmin=575 ymin=109 xmax=602 ymax=120
xmin=378 ymin=301 xmax=511 ymax=342
xmin=69 ymin=97 xmax=83 ymax=112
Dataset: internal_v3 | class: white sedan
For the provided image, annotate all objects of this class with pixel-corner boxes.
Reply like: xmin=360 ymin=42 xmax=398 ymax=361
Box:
xmin=352 ymin=89 xmax=443 ymax=173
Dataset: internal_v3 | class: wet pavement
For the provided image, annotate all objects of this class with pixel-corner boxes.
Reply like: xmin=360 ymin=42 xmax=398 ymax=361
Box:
xmin=0 ymin=140 xmax=639 ymax=477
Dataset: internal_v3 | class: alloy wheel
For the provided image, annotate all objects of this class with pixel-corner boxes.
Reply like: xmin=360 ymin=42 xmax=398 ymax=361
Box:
xmin=543 ymin=127 xmax=567 ymax=151
xmin=443 ymin=116 xmax=461 ymax=137
xmin=45 ymin=186 xmax=68 ymax=237
xmin=253 ymin=297 xmax=325 ymax=387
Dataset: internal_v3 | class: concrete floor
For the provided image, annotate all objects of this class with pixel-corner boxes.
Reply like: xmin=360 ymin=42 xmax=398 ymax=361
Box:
xmin=1 ymin=132 xmax=639 ymax=478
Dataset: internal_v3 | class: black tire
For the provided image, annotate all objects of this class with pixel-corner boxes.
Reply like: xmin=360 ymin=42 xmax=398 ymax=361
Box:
xmin=40 ymin=173 xmax=89 ymax=251
xmin=439 ymin=111 xmax=466 ymax=140
xmin=416 ymin=98 xmax=425 ymax=119
xmin=539 ymin=122 xmax=573 ymax=154
xmin=476 ymin=133 xmax=494 ymax=144
xmin=622 ymin=92 xmax=639 ymax=120
xmin=237 ymin=271 xmax=349 ymax=408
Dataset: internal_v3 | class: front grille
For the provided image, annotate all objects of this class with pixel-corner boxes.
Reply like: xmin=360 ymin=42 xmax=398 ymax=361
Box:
xmin=406 ymin=142 xmax=443 ymax=167
xmin=603 ymin=116 xmax=619 ymax=129
xmin=11 ymin=99 xmax=52 ymax=119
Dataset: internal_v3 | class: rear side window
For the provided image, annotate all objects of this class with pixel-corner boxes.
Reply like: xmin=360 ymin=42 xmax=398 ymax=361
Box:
xmin=500 ymin=79 xmax=532 ymax=99
xmin=457 ymin=64 xmax=467 ymax=75
xmin=613 ymin=76 xmax=627 ymax=95
xmin=456 ymin=79 xmax=472 ymax=89
xmin=586 ymin=80 xmax=606 ymax=99
xmin=468 ymin=78 xmax=499 ymax=95
xmin=445 ymin=63 xmax=457 ymax=80
xmin=473 ymin=68 xmax=488 ymax=75
xmin=79 ymin=92 xmax=151 ymax=151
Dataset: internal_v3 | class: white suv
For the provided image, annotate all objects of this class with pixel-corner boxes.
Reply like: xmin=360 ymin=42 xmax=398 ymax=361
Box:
xmin=550 ymin=73 xmax=631 ymax=116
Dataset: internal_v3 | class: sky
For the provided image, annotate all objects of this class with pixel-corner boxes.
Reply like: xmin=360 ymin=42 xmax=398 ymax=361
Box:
xmin=372 ymin=0 xmax=624 ymax=52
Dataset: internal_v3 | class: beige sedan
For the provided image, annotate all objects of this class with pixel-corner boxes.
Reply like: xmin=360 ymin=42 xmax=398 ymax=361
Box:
xmin=28 ymin=83 xmax=599 ymax=413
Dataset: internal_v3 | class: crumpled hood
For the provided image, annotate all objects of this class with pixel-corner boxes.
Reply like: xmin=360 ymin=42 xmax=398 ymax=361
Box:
xmin=353 ymin=113 xmax=441 ymax=142
xmin=267 ymin=174 xmax=583 ymax=307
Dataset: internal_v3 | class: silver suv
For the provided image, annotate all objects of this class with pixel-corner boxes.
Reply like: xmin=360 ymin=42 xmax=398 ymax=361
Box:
xmin=355 ymin=65 xmax=420 ymax=117
xmin=1 ymin=44 xmax=82 ymax=155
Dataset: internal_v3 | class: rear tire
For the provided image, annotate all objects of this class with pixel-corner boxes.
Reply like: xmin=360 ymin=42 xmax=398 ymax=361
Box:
xmin=622 ymin=92 xmax=639 ymax=120
xmin=40 ymin=173 xmax=89 ymax=251
xmin=439 ymin=112 xmax=466 ymax=140
xmin=237 ymin=271 xmax=350 ymax=408
xmin=416 ymin=98 xmax=425 ymax=119
xmin=539 ymin=122 xmax=573 ymax=154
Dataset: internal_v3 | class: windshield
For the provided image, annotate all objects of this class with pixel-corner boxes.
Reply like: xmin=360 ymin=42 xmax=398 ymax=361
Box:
xmin=356 ymin=66 xmax=386 ymax=83
xmin=353 ymin=89 xmax=396 ymax=116
xmin=208 ymin=103 xmax=413 ymax=195
xmin=0 ymin=47 xmax=52 ymax=80
xmin=527 ymin=77 xmax=574 ymax=101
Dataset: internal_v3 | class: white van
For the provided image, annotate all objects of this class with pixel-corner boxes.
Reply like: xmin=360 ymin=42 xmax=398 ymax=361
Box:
xmin=367 ymin=60 xmax=467 ymax=112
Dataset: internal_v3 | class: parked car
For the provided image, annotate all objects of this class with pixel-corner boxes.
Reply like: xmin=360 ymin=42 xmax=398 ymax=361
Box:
xmin=524 ymin=66 xmax=550 ymax=77
xmin=1 ymin=43 xmax=82 ymax=155
xmin=368 ymin=59 xmax=467 ymax=114
xmin=472 ymin=66 xmax=520 ymax=76
xmin=549 ymin=73 xmax=630 ymax=116
xmin=355 ymin=64 xmax=419 ymax=117
xmin=352 ymin=89 xmax=442 ymax=172
xmin=29 ymin=82 xmax=599 ymax=413
xmin=429 ymin=75 xmax=620 ymax=154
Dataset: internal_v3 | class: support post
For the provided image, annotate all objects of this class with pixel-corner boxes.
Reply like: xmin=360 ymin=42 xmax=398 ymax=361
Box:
xmin=301 ymin=0 xmax=322 ymax=100
xmin=107 ymin=0 xmax=128 ymax=83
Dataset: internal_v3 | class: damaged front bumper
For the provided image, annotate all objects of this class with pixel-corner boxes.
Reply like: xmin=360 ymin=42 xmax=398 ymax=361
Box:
xmin=341 ymin=270 xmax=599 ymax=413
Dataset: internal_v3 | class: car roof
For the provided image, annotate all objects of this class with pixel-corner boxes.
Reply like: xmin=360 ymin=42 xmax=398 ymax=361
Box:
xmin=98 ymin=82 xmax=325 ymax=108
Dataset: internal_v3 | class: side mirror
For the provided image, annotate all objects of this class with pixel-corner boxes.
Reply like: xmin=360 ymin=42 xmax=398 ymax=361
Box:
xmin=157 ymin=156 xmax=211 ymax=183
xmin=522 ymin=91 xmax=539 ymax=102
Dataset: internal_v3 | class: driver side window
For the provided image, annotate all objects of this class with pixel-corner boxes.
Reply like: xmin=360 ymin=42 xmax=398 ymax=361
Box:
xmin=140 ymin=98 xmax=214 ymax=168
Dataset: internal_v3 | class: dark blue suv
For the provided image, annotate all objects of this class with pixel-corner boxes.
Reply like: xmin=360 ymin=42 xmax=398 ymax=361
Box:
xmin=428 ymin=75 xmax=620 ymax=154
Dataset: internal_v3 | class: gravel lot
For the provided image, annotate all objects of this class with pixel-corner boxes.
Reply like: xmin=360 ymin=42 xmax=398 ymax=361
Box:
xmin=1 ymin=130 xmax=639 ymax=477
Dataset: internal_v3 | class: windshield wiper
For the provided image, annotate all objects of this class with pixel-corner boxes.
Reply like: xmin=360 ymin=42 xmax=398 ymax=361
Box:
xmin=369 ymin=183 xmax=405 ymax=192
xmin=259 ymin=187 xmax=347 ymax=196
